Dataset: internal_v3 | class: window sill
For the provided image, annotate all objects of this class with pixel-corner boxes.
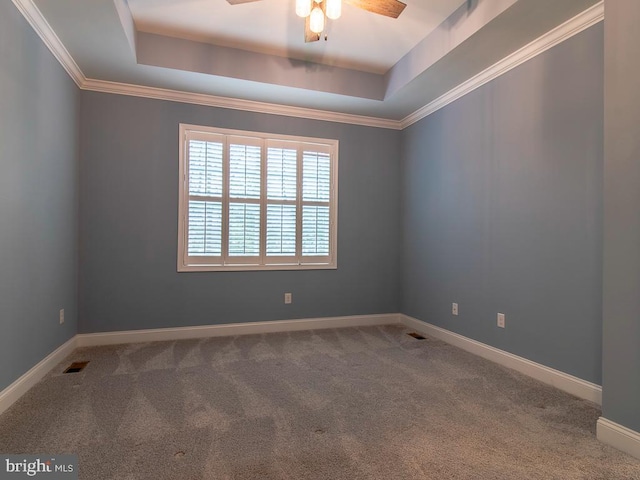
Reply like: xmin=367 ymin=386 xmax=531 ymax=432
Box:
xmin=177 ymin=263 xmax=337 ymax=272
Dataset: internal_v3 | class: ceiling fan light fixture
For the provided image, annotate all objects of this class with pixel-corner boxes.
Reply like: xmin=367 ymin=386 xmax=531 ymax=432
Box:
xmin=309 ymin=5 xmax=325 ymax=33
xmin=325 ymin=0 xmax=341 ymax=20
xmin=295 ymin=0 xmax=312 ymax=18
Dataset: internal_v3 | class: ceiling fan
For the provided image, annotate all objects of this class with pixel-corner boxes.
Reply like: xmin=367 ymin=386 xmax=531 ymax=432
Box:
xmin=225 ymin=0 xmax=407 ymax=43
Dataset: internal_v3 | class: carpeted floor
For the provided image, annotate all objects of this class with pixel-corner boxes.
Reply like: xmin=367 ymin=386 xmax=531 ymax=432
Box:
xmin=0 ymin=325 xmax=639 ymax=479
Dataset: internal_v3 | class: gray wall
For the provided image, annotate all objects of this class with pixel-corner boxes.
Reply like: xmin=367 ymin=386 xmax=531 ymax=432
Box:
xmin=602 ymin=0 xmax=640 ymax=432
xmin=79 ymin=92 xmax=401 ymax=333
xmin=400 ymin=24 xmax=603 ymax=384
xmin=0 ymin=2 xmax=79 ymax=391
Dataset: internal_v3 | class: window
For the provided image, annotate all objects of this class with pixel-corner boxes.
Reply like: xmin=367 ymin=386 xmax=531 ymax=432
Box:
xmin=178 ymin=124 xmax=338 ymax=271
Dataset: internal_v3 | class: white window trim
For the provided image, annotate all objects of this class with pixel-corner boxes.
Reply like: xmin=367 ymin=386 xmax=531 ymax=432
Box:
xmin=178 ymin=124 xmax=338 ymax=272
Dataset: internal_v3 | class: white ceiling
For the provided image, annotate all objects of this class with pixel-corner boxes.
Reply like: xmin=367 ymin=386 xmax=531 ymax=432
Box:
xmin=127 ymin=0 xmax=465 ymax=74
xmin=26 ymin=0 xmax=602 ymax=122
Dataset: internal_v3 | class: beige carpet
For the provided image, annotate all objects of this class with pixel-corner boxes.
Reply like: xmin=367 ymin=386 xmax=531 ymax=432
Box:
xmin=0 ymin=325 xmax=639 ymax=479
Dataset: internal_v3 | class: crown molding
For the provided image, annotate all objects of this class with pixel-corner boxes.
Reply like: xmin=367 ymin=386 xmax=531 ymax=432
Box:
xmin=81 ymin=78 xmax=403 ymax=130
xmin=400 ymin=1 xmax=604 ymax=129
xmin=13 ymin=0 xmax=602 ymax=131
xmin=11 ymin=0 xmax=84 ymax=87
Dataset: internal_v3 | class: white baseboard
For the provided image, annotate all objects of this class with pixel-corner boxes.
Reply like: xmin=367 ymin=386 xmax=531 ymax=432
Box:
xmin=597 ymin=417 xmax=640 ymax=460
xmin=0 ymin=336 xmax=77 ymax=416
xmin=400 ymin=314 xmax=602 ymax=405
xmin=76 ymin=313 xmax=401 ymax=347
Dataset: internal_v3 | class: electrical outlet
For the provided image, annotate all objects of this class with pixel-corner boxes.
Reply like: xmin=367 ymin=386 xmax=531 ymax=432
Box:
xmin=284 ymin=293 xmax=292 ymax=304
xmin=497 ymin=313 xmax=505 ymax=328
xmin=59 ymin=309 xmax=65 ymax=325
xmin=452 ymin=303 xmax=458 ymax=316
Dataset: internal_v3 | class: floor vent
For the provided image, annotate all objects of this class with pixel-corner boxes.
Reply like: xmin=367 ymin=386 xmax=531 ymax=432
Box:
xmin=407 ymin=332 xmax=426 ymax=340
xmin=63 ymin=361 xmax=89 ymax=374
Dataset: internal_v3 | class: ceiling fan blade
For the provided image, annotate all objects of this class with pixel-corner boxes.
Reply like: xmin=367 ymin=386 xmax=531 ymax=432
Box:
xmin=304 ymin=15 xmax=321 ymax=43
xmin=226 ymin=0 xmax=262 ymax=4
xmin=345 ymin=0 xmax=406 ymax=18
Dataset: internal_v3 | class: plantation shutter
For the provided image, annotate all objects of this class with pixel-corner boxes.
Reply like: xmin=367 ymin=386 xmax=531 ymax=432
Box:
xmin=301 ymin=146 xmax=332 ymax=264
xmin=179 ymin=124 xmax=336 ymax=271
xmin=266 ymin=140 xmax=298 ymax=264
xmin=227 ymin=136 xmax=262 ymax=264
xmin=184 ymin=132 xmax=224 ymax=265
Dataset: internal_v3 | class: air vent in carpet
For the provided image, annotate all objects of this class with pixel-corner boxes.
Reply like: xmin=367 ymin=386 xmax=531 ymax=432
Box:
xmin=63 ymin=361 xmax=89 ymax=373
xmin=407 ymin=332 xmax=426 ymax=340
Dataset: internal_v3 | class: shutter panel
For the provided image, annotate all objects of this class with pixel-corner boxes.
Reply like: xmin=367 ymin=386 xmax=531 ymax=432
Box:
xmin=186 ymin=138 xmax=224 ymax=258
xmin=188 ymin=201 xmax=222 ymax=256
xmin=229 ymin=143 xmax=261 ymax=199
xmin=267 ymin=147 xmax=297 ymax=201
xmin=266 ymin=204 xmax=297 ymax=256
xmin=266 ymin=146 xmax=297 ymax=257
xmin=302 ymin=205 xmax=330 ymax=255
xmin=227 ymin=139 xmax=262 ymax=260
xmin=302 ymin=150 xmax=331 ymax=259
xmin=228 ymin=203 xmax=260 ymax=256
xmin=303 ymin=151 xmax=331 ymax=202
xmin=188 ymin=140 xmax=223 ymax=197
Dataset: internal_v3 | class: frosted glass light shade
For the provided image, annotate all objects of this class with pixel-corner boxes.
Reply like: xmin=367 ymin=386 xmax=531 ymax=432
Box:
xmin=309 ymin=6 xmax=325 ymax=33
xmin=296 ymin=0 xmax=312 ymax=18
xmin=325 ymin=0 xmax=341 ymax=20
